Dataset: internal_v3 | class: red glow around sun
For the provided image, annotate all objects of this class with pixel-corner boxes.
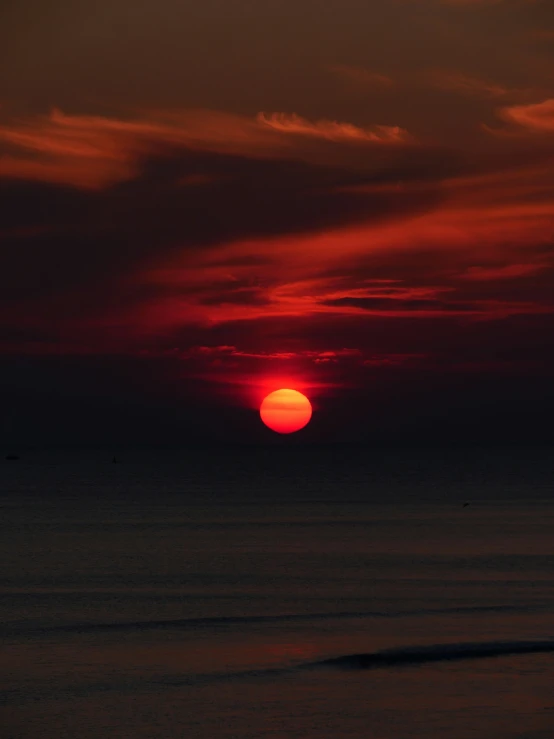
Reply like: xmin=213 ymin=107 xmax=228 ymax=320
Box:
xmin=259 ymin=388 xmax=312 ymax=434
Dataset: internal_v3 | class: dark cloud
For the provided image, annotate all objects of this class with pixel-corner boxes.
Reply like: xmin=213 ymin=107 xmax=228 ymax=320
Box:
xmin=198 ymin=288 xmax=270 ymax=306
xmin=170 ymin=310 xmax=554 ymax=369
xmin=318 ymin=249 xmax=461 ymax=288
xmin=0 ymin=146 xmax=444 ymax=305
xmin=457 ymin=264 xmax=554 ymax=305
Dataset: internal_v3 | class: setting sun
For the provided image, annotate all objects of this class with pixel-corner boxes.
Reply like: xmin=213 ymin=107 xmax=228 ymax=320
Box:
xmin=260 ymin=389 xmax=312 ymax=434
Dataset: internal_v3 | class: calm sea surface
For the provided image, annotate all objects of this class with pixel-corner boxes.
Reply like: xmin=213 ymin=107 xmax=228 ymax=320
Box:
xmin=1 ymin=447 xmax=554 ymax=739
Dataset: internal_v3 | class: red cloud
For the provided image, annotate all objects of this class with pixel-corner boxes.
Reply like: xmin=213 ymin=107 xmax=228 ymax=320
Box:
xmin=2 ymin=100 xmax=554 ymax=369
xmin=460 ymin=263 xmax=548 ymax=281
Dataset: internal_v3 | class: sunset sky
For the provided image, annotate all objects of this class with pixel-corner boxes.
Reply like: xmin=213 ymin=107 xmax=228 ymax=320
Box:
xmin=2 ymin=0 xmax=554 ymax=445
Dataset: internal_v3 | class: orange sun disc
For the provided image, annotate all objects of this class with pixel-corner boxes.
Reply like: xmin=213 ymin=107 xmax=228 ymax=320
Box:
xmin=260 ymin=388 xmax=312 ymax=434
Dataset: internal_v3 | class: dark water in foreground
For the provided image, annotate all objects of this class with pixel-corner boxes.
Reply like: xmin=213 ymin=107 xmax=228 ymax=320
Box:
xmin=1 ymin=446 xmax=554 ymax=738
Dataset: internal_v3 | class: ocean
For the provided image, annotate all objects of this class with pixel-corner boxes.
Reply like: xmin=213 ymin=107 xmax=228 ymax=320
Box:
xmin=1 ymin=446 xmax=554 ymax=739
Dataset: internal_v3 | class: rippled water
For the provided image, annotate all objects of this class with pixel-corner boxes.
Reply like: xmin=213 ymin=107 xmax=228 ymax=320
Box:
xmin=1 ymin=447 xmax=554 ymax=738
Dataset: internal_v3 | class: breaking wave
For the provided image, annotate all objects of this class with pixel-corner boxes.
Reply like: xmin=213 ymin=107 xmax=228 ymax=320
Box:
xmin=311 ymin=639 xmax=554 ymax=669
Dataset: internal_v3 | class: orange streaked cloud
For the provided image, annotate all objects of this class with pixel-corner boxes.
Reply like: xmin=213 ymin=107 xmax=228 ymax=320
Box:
xmin=0 ymin=107 xmax=414 ymax=189
xmin=499 ymin=98 xmax=554 ymax=133
xmin=256 ymin=112 xmax=409 ymax=143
